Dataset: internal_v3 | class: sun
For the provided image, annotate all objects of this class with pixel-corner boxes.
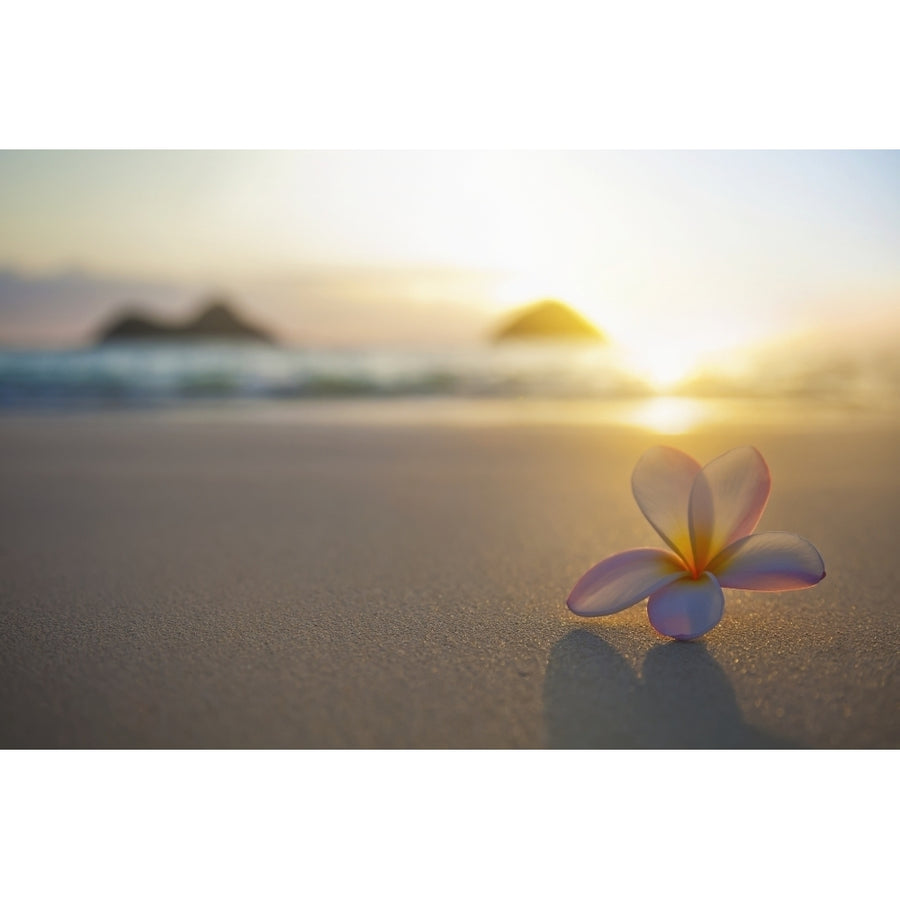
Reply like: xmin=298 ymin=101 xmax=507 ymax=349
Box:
xmin=623 ymin=341 xmax=700 ymax=391
xmin=601 ymin=327 xmax=709 ymax=392
xmin=609 ymin=320 xmax=752 ymax=394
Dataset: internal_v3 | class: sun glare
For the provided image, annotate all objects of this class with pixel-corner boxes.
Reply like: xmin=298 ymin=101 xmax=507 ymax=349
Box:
xmin=609 ymin=330 xmax=715 ymax=393
xmin=608 ymin=318 xmax=763 ymax=395
xmin=624 ymin=343 xmax=698 ymax=391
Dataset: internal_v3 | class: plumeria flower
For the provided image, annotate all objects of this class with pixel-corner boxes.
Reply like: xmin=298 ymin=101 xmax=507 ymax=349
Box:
xmin=567 ymin=446 xmax=825 ymax=640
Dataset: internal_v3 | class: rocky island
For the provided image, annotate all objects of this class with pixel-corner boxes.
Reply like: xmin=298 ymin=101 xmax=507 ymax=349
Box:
xmin=97 ymin=297 xmax=273 ymax=343
xmin=492 ymin=299 xmax=605 ymax=342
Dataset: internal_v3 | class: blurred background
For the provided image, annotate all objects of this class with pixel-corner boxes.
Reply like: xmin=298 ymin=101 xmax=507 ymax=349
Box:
xmin=1 ymin=150 xmax=897 ymax=424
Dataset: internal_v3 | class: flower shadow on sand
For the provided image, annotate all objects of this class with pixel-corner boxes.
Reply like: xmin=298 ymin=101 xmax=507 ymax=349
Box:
xmin=543 ymin=629 xmax=798 ymax=748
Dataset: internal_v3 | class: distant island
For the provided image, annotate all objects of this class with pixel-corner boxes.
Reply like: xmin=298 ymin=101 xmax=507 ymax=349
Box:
xmin=492 ymin=299 xmax=606 ymax=342
xmin=97 ymin=297 xmax=274 ymax=344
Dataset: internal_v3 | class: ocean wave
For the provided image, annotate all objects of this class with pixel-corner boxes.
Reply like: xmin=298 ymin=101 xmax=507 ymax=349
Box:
xmin=0 ymin=343 xmax=651 ymax=407
xmin=1 ymin=340 xmax=897 ymax=409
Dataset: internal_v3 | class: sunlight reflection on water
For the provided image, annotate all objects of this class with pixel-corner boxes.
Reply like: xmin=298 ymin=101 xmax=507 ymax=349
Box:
xmin=145 ymin=394 xmax=897 ymax=434
xmin=620 ymin=396 xmax=710 ymax=434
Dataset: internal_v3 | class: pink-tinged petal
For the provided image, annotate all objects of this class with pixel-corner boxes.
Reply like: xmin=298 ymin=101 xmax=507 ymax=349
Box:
xmin=689 ymin=446 xmax=771 ymax=570
xmin=647 ymin=572 xmax=724 ymax=641
xmin=631 ymin=446 xmax=701 ymax=569
xmin=567 ymin=548 xmax=687 ymax=617
xmin=709 ymin=531 xmax=826 ymax=591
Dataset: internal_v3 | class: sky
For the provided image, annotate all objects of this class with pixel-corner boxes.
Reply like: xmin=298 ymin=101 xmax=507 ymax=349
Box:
xmin=1 ymin=150 xmax=898 ymax=377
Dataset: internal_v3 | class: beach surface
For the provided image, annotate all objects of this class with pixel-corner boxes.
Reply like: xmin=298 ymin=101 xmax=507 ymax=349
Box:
xmin=1 ymin=403 xmax=897 ymax=748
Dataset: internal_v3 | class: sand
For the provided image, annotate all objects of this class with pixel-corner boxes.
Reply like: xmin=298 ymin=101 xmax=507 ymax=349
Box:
xmin=0 ymin=405 xmax=897 ymax=748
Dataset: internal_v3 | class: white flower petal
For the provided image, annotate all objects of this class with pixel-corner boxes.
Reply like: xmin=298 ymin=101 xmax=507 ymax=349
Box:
xmin=689 ymin=446 xmax=771 ymax=570
xmin=567 ymin=548 xmax=687 ymax=617
xmin=647 ymin=572 xmax=724 ymax=640
xmin=631 ymin=446 xmax=701 ymax=569
xmin=709 ymin=531 xmax=826 ymax=591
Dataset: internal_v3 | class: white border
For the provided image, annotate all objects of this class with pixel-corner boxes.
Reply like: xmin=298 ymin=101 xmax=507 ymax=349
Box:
xmin=3 ymin=2 xmax=899 ymax=148
xmin=2 ymin=750 xmax=893 ymax=898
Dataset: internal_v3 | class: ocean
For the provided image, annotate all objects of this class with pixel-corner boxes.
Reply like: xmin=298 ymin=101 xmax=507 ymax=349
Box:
xmin=0 ymin=339 xmax=897 ymax=419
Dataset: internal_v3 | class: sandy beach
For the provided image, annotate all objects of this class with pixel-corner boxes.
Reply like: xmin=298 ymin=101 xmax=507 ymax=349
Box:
xmin=0 ymin=404 xmax=897 ymax=748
